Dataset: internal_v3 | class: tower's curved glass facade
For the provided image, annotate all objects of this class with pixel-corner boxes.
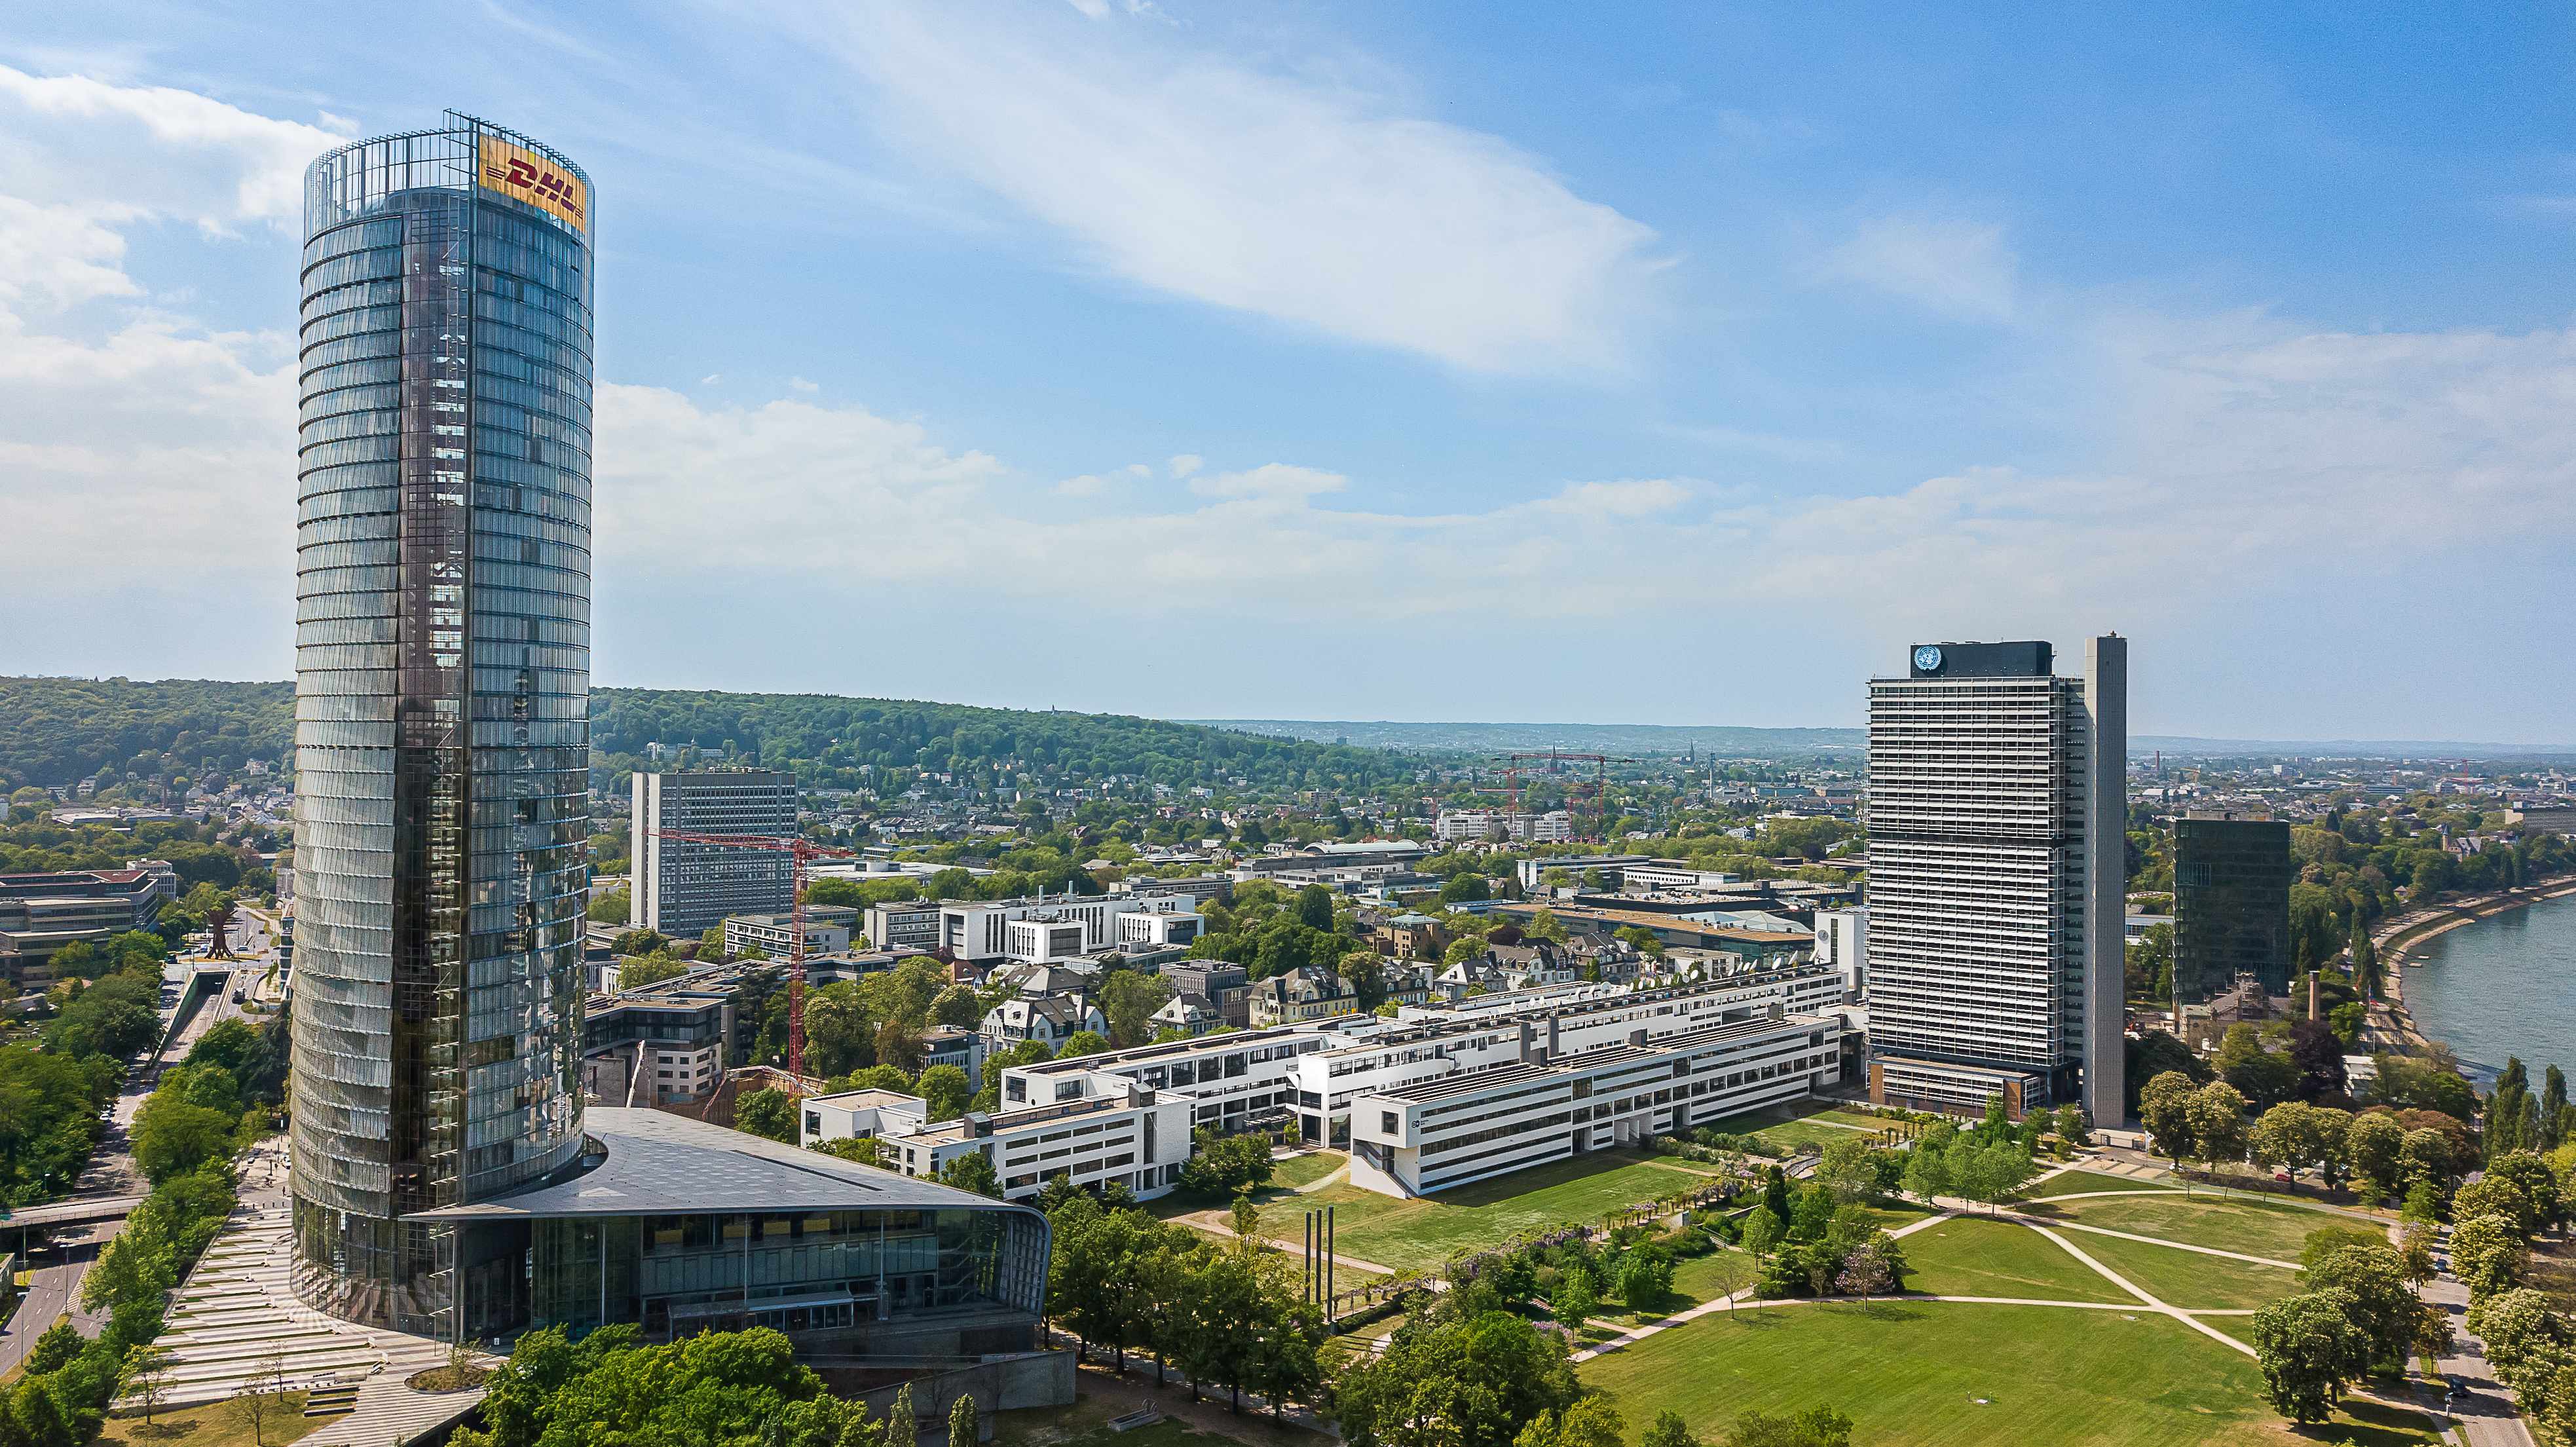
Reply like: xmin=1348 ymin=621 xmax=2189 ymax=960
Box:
xmin=291 ymin=113 xmax=594 ymax=1335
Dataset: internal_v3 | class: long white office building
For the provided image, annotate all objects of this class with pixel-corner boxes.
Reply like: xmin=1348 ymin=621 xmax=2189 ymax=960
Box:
xmin=1349 ymin=1012 xmax=1841 ymax=1197
xmin=1864 ymin=638 xmax=2125 ymax=1125
xmin=993 ymin=965 xmax=1846 ymax=1194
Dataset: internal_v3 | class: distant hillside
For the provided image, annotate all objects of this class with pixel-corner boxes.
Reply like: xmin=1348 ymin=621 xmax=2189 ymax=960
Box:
xmin=1183 ymin=718 xmax=1866 ymax=757
xmin=0 ymin=677 xmax=1406 ymax=791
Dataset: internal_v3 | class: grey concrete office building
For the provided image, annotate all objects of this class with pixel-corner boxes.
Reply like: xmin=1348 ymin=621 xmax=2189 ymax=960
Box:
xmin=630 ymin=769 xmax=799 ymax=939
xmin=1864 ymin=637 xmax=2127 ymax=1127
xmin=290 ymin=113 xmax=595 ymax=1332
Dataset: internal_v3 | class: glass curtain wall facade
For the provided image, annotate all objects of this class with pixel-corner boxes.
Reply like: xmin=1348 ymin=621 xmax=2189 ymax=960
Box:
xmin=291 ymin=113 xmax=595 ymax=1334
xmin=2173 ymin=817 xmax=2294 ymax=1002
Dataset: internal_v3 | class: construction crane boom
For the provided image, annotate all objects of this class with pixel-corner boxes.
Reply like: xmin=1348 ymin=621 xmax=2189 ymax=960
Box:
xmin=648 ymin=829 xmax=860 ymax=1086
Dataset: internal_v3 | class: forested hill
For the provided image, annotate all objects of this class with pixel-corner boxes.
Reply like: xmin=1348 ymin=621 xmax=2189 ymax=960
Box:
xmin=0 ymin=677 xmax=1408 ymax=792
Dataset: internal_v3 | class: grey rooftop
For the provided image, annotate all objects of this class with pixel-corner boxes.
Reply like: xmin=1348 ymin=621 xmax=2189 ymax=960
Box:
xmin=406 ymin=1108 xmax=1030 ymax=1222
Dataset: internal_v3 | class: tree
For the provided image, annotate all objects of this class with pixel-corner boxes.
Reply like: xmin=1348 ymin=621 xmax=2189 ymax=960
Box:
xmin=813 ymin=1135 xmax=889 ymax=1168
xmin=940 ymin=1152 xmax=1001 ymax=1199
xmin=1614 ymin=925 xmax=1666 ymax=958
xmin=2454 ymin=1176 xmax=2539 ymax=1241
xmin=124 ymin=1344 xmax=176 ymax=1436
xmin=130 ymin=1091 xmax=234 ymax=1185
xmin=587 ymin=885 xmax=630 ymax=923
xmin=1551 ymin=1267 xmax=1599 ymax=1331
xmin=2138 ymin=1070 xmax=2199 ymax=1182
xmin=2345 ymin=1112 xmax=2405 ymax=1200
xmin=928 ymin=984 xmax=982 ymax=1030
xmin=947 ymin=1390 xmax=979 ymax=1447
xmin=229 ymin=1378 xmax=288 ymax=1446
xmin=1613 ymin=1247 xmax=1675 ymax=1314
xmin=1512 ymin=1399 xmax=1626 ymax=1447
xmin=2185 ymin=1080 xmax=2250 ymax=1176
xmin=2250 ymin=1290 xmax=2372 ymax=1423
xmin=1296 ymin=884 xmax=1337 ymax=931
xmin=2249 ymin=1102 xmax=2349 ymax=1184
xmin=1721 ymin=1406 xmax=1855 ymax=1447
xmin=1332 ymin=1309 xmax=1582 ymax=1447
xmin=734 ymin=1087 xmax=797 ymax=1144
xmin=2450 ymin=1214 xmax=2526 ymax=1299
xmin=1100 ymin=971 xmax=1174 ymax=1047
xmin=916 ymin=1064 xmax=973 ymax=1121
xmin=2304 ymin=1244 xmax=2446 ymax=1368
xmin=619 ymin=952 xmax=688 ymax=991
xmin=1899 ymin=1142 xmax=1954 ymax=1204
xmin=1641 ymin=1411 xmax=1701 ymax=1447
xmin=1815 ymin=1137 xmax=1879 ymax=1205
xmin=1835 ymin=1239 xmax=1897 ymax=1303
xmin=1058 ymin=1030 xmax=1110 ymax=1060
xmin=1739 ymin=1206 xmax=1783 ymax=1267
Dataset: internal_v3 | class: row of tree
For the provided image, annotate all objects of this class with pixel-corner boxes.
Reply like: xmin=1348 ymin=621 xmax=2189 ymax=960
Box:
xmin=2138 ymin=1070 xmax=2492 ymax=1207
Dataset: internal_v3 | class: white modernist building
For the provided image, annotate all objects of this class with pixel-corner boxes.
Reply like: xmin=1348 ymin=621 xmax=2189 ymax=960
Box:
xmin=939 ymin=892 xmax=1199 ymax=963
xmin=994 ymin=965 xmax=1846 ymax=1192
xmin=801 ymin=1078 xmax=1194 ymax=1203
xmin=1864 ymin=637 xmax=2125 ymax=1125
xmin=1349 ymin=1012 xmax=1841 ymax=1196
xmin=1434 ymin=810 xmax=1578 ymax=844
xmin=1812 ymin=908 xmax=1867 ymax=999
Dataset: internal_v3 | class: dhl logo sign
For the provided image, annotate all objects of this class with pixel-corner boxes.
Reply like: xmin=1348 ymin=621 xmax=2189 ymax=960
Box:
xmin=478 ymin=136 xmax=588 ymax=231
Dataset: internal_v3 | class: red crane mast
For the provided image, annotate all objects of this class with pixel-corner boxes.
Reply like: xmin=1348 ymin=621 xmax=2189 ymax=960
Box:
xmin=649 ymin=829 xmax=860 ymax=1086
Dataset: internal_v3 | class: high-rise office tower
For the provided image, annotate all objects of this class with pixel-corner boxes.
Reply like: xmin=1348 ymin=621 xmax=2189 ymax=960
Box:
xmin=2171 ymin=814 xmax=2294 ymax=1004
xmin=629 ymin=768 xmax=798 ymax=939
xmin=290 ymin=114 xmax=595 ymax=1331
xmin=1865 ymin=637 xmax=2127 ymax=1126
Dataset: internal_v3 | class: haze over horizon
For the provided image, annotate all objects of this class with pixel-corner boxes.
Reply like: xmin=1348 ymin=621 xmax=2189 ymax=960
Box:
xmin=3 ymin=4 xmax=2571 ymax=742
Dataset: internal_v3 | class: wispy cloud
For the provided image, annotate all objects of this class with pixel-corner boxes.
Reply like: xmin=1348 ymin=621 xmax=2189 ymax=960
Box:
xmin=1816 ymin=213 xmax=2018 ymax=322
xmin=778 ymin=2 xmax=1663 ymax=373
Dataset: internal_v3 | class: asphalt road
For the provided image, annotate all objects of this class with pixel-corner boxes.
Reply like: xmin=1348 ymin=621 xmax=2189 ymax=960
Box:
xmin=1 ymin=920 xmax=276 ymax=1373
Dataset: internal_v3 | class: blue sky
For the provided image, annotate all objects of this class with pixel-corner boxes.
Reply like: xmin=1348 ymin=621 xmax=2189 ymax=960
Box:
xmin=3 ymin=3 xmax=2572 ymax=742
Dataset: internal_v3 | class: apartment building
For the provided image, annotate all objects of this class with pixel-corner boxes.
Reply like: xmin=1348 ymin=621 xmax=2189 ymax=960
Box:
xmin=1350 ymin=1012 xmax=1842 ymax=1196
xmin=631 ymin=769 xmax=799 ymax=938
xmin=1865 ymin=637 xmax=2125 ymax=1124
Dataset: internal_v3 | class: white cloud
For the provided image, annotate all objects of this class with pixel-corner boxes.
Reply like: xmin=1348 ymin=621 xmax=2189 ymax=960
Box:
xmin=784 ymin=3 xmax=1661 ymax=372
xmin=1817 ymin=214 xmax=2018 ymax=322
xmin=1167 ymin=453 xmax=1203 ymax=479
xmin=1185 ymin=464 xmax=1349 ymax=501
xmin=787 ymin=376 xmax=819 ymax=393
xmin=0 ymin=69 xmax=341 ymax=592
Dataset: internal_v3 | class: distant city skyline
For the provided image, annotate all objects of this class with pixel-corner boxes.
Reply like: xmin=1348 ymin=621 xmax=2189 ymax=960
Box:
xmin=3 ymin=4 xmax=2573 ymax=740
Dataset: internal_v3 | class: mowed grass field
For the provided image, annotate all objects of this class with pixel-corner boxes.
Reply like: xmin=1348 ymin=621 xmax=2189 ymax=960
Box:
xmin=1898 ymin=1217 xmax=2133 ymax=1302
xmin=1269 ymin=1150 xmax=1345 ymax=1190
xmin=2024 ymin=1192 xmax=2319 ymax=1262
xmin=1261 ymin=1152 xmax=1711 ymax=1271
xmin=1697 ymin=1100 xmax=1895 ymax=1154
xmin=2066 ymin=1231 xmax=2302 ymax=1312
xmin=1578 ymin=1301 xmax=2440 ymax=1447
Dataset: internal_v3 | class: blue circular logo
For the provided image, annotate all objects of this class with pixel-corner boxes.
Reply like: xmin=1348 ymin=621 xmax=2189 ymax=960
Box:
xmin=1913 ymin=645 xmax=1945 ymax=672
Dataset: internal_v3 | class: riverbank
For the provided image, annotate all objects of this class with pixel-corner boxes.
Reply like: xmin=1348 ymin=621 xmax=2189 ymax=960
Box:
xmin=2355 ymin=872 xmax=2576 ymax=1058
xmin=2380 ymin=873 xmax=2576 ymax=968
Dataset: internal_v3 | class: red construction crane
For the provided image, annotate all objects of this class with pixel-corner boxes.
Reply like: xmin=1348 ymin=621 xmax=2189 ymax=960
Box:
xmin=650 ymin=829 xmax=860 ymax=1086
xmin=1466 ymin=751 xmax=1632 ymax=837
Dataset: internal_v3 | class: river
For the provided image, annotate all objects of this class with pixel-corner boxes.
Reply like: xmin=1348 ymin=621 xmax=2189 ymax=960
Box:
xmin=2400 ymin=892 xmax=2576 ymax=1088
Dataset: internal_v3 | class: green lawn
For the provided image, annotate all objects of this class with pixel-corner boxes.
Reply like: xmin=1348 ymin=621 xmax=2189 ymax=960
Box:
xmin=1579 ymin=1301 xmax=2440 ymax=1447
xmin=2024 ymin=1193 xmax=2322 ymax=1264
xmin=1269 ymin=1150 xmax=1345 ymax=1190
xmin=2030 ymin=1168 xmax=2181 ymax=1198
xmin=1260 ymin=1152 xmax=1712 ymax=1272
xmin=2066 ymin=1231 xmax=2302 ymax=1312
xmin=1898 ymin=1216 xmax=2134 ymax=1302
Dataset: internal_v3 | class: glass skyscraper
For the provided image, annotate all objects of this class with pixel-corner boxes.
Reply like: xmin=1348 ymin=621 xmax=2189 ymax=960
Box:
xmin=2172 ymin=816 xmax=2294 ymax=1003
xmin=291 ymin=113 xmax=594 ymax=1333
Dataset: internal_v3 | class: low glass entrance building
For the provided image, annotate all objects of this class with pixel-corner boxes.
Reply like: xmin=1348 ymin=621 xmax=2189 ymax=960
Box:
xmin=412 ymin=1109 xmax=1050 ymax=1350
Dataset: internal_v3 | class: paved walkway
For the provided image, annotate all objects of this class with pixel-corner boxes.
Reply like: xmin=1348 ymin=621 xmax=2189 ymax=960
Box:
xmin=2421 ymin=1228 xmax=2539 ymax=1447
xmin=2000 ymin=1211 xmax=2300 ymax=1271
